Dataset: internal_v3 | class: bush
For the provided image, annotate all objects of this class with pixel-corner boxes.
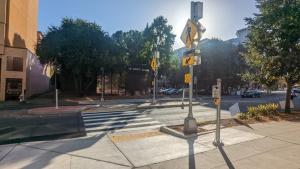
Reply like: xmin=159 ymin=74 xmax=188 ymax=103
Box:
xmin=237 ymin=113 xmax=249 ymax=120
xmin=238 ymin=103 xmax=279 ymax=120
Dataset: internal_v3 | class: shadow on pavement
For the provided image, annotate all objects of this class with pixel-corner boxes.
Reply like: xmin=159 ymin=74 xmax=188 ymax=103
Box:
xmin=188 ymin=136 xmax=197 ymax=169
xmin=21 ymin=132 xmax=107 ymax=169
xmin=218 ymin=145 xmax=235 ymax=169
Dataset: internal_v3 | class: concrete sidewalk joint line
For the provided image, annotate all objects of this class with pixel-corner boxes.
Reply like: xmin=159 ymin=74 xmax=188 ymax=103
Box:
xmin=0 ymin=144 xmax=17 ymax=162
xmin=107 ymin=134 xmax=135 ymax=167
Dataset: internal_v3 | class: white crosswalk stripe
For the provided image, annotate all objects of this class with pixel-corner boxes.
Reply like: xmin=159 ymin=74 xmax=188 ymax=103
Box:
xmin=81 ymin=111 xmax=163 ymax=133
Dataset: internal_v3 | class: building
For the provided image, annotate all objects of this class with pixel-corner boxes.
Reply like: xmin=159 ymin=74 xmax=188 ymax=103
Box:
xmin=0 ymin=0 xmax=50 ymax=101
xmin=226 ymin=28 xmax=249 ymax=46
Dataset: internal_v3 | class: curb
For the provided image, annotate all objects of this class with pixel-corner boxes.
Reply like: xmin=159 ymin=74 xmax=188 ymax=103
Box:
xmin=136 ymin=103 xmax=200 ymax=110
xmin=160 ymin=126 xmax=215 ymax=139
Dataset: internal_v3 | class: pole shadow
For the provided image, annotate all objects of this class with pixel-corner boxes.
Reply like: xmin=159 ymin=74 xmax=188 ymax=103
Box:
xmin=217 ymin=144 xmax=235 ymax=169
xmin=187 ymin=136 xmax=197 ymax=169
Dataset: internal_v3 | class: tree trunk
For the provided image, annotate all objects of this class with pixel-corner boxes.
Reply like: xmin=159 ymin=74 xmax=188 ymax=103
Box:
xmin=285 ymin=82 xmax=292 ymax=113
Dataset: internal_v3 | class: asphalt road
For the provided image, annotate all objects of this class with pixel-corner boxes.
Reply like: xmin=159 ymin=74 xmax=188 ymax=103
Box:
xmin=199 ymin=92 xmax=300 ymax=112
xmin=144 ymin=92 xmax=300 ymax=126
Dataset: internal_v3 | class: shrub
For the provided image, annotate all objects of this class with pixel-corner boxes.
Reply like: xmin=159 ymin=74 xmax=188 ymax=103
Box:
xmin=237 ymin=113 xmax=249 ymax=120
xmin=238 ymin=103 xmax=279 ymax=120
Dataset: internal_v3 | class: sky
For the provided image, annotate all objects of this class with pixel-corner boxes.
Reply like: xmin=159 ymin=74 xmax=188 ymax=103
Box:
xmin=38 ymin=0 xmax=258 ymax=49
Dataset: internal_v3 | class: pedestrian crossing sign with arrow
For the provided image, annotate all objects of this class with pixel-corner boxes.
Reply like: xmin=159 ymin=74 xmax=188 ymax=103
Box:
xmin=182 ymin=56 xmax=195 ymax=66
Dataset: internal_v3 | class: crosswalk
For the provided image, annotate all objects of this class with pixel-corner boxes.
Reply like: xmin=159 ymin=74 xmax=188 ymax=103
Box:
xmin=81 ymin=110 xmax=163 ymax=133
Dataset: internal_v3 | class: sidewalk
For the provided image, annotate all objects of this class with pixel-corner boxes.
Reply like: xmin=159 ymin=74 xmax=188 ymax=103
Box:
xmin=0 ymin=120 xmax=299 ymax=169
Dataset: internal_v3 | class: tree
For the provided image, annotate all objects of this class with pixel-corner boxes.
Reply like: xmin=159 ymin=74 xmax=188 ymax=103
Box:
xmin=242 ymin=46 xmax=278 ymax=93
xmin=245 ymin=0 xmax=300 ymax=112
xmin=144 ymin=16 xmax=176 ymax=79
xmin=37 ymin=18 xmax=110 ymax=95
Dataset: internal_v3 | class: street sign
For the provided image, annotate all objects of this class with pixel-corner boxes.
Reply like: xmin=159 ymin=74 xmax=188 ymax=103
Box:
xmin=191 ymin=1 xmax=203 ymax=21
xmin=150 ymin=58 xmax=157 ymax=71
xmin=184 ymin=73 xmax=191 ymax=84
xmin=182 ymin=56 xmax=195 ymax=66
xmin=229 ymin=103 xmax=240 ymax=116
xmin=180 ymin=19 xmax=198 ymax=48
xmin=212 ymin=85 xmax=221 ymax=98
xmin=213 ymin=98 xmax=220 ymax=106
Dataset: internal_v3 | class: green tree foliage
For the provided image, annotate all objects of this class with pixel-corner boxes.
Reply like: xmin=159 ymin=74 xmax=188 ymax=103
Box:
xmin=242 ymin=47 xmax=278 ymax=91
xmin=37 ymin=16 xmax=175 ymax=95
xmin=245 ymin=0 xmax=300 ymax=112
xmin=144 ymin=16 xmax=176 ymax=77
xmin=37 ymin=18 xmax=111 ymax=94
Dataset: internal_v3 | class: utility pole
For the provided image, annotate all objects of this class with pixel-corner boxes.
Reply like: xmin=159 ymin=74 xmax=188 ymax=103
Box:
xmin=54 ymin=58 xmax=59 ymax=110
xmin=55 ymin=70 xmax=58 ymax=109
xmin=213 ymin=78 xmax=223 ymax=146
xmin=152 ymin=40 xmax=160 ymax=104
xmin=100 ymin=67 xmax=104 ymax=106
xmin=182 ymin=1 xmax=205 ymax=134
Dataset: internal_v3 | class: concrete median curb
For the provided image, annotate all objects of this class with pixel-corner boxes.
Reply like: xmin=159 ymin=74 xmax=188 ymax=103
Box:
xmin=160 ymin=126 xmax=215 ymax=139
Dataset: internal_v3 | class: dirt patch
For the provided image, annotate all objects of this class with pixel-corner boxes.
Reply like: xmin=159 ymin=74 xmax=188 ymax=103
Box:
xmin=238 ymin=112 xmax=300 ymax=124
xmin=110 ymin=131 xmax=162 ymax=142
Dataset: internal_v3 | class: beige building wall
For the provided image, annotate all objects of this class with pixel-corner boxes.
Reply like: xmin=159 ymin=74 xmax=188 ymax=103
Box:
xmin=0 ymin=0 xmax=49 ymax=101
xmin=0 ymin=0 xmax=7 ymax=54
xmin=5 ymin=0 xmax=38 ymax=52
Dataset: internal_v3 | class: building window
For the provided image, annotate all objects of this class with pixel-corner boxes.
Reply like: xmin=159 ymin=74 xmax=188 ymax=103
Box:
xmin=7 ymin=56 xmax=23 ymax=71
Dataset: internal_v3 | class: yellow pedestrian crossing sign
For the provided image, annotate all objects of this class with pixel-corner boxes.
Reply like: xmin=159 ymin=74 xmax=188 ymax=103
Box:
xmin=184 ymin=73 xmax=191 ymax=84
xmin=180 ymin=19 xmax=198 ymax=49
xmin=151 ymin=58 xmax=157 ymax=71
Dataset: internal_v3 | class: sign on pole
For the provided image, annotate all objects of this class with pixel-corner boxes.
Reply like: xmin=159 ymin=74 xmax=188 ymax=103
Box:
xmin=151 ymin=58 xmax=157 ymax=71
xmin=229 ymin=103 xmax=240 ymax=116
xmin=182 ymin=56 xmax=195 ymax=66
xmin=180 ymin=19 xmax=198 ymax=48
xmin=212 ymin=85 xmax=221 ymax=99
xmin=191 ymin=1 xmax=203 ymax=21
xmin=184 ymin=73 xmax=191 ymax=84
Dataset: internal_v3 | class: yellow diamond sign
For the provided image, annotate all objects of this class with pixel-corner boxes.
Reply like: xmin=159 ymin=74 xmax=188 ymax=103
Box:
xmin=180 ymin=19 xmax=198 ymax=49
xmin=151 ymin=58 xmax=157 ymax=71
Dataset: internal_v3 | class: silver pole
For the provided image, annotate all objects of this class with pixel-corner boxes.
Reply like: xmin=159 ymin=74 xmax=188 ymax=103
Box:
xmin=153 ymin=71 xmax=156 ymax=104
xmin=101 ymin=68 xmax=104 ymax=106
xmin=214 ymin=78 xmax=222 ymax=146
xmin=55 ymin=72 xmax=58 ymax=109
xmin=181 ymin=88 xmax=185 ymax=109
xmin=188 ymin=65 xmax=193 ymax=117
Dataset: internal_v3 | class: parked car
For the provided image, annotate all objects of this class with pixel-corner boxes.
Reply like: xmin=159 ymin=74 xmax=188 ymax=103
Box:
xmin=241 ymin=90 xmax=261 ymax=98
xmin=291 ymin=91 xmax=297 ymax=99
xmin=176 ymin=88 xmax=184 ymax=94
xmin=292 ymin=88 xmax=300 ymax=94
xmin=165 ymin=88 xmax=177 ymax=95
xmin=159 ymin=88 xmax=170 ymax=94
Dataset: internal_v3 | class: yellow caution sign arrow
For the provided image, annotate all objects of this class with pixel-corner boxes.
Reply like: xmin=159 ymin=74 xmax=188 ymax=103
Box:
xmin=182 ymin=56 xmax=195 ymax=66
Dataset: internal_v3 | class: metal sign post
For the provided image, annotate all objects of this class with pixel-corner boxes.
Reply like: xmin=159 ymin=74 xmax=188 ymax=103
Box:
xmin=151 ymin=50 xmax=159 ymax=104
xmin=213 ymin=79 xmax=223 ymax=146
xmin=181 ymin=1 xmax=204 ymax=134
xmin=100 ymin=67 xmax=104 ymax=106
xmin=55 ymin=72 xmax=58 ymax=109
